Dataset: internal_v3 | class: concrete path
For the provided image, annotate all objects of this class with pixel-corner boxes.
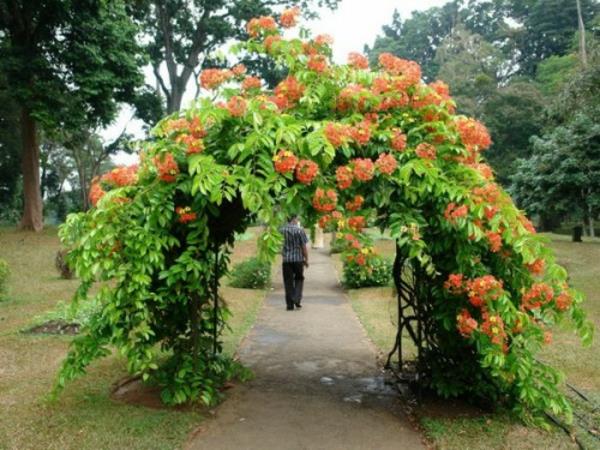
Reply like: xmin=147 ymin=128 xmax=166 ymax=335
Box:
xmin=186 ymin=249 xmax=425 ymax=450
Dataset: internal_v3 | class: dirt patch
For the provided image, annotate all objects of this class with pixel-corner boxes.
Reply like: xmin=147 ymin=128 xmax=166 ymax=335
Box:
xmin=25 ymin=319 xmax=80 ymax=335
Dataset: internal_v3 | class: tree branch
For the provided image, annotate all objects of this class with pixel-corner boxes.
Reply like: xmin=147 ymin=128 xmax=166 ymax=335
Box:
xmin=153 ymin=64 xmax=171 ymax=103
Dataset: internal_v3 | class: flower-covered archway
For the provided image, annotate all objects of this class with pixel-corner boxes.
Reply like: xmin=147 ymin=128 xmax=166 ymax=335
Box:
xmin=57 ymin=9 xmax=593 ymax=423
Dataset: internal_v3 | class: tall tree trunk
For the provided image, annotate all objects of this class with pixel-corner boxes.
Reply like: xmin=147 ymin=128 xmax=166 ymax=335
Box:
xmin=19 ymin=108 xmax=43 ymax=231
xmin=167 ymin=80 xmax=184 ymax=113
xmin=576 ymin=0 xmax=588 ymax=67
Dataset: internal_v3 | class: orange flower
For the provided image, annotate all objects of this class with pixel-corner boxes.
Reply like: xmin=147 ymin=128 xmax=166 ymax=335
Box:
xmin=348 ymin=216 xmax=366 ymax=232
xmin=348 ymin=52 xmax=369 ymax=69
xmin=351 ymin=158 xmax=374 ymax=182
xmin=175 ymin=206 xmax=197 ymax=224
xmin=349 ymin=120 xmax=372 ymax=145
xmin=273 ymin=149 xmax=298 ymax=174
xmin=102 ymin=165 xmax=138 ymax=187
xmin=444 ymin=203 xmax=468 ymax=223
xmin=247 ymin=16 xmax=278 ymax=38
xmin=481 ymin=314 xmax=506 ymax=345
xmin=89 ymin=181 xmax=106 ymax=206
xmin=466 ymin=275 xmax=504 ymax=308
xmin=226 ymin=96 xmax=247 ymax=117
xmin=280 ymin=6 xmax=300 ymax=28
xmin=307 ymin=54 xmax=328 ymax=73
xmin=525 ymin=258 xmax=545 ymax=276
xmin=154 ymin=153 xmax=179 ymax=182
xmin=295 ymin=159 xmax=319 ymax=184
xmin=324 ymin=122 xmax=351 ymax=148
xmin=456 ymin=117 xmax=492 ymax=152
xmin=314 ymin=34 xmax=333 ymax=46
xmin=390 ymin=129 xmax=407 ymax=151
xmin=555 ymin=292 xmax=572 ymax=311
xmin=264 ymin=35 xmax=282 ymax=52
xmin=544 ymin=331 xmax=553 ymax=345
xmin=375 ymin=153 xmax=397 ymax=175
xmin=199 ymin=68 xmax=233 ymax=89
xmin=242 ymin=76 xmax=262 ymax=91
xmin=335 ymin=166 xmax=353 ymax=190
xmin=415 ymin=142 xmax=437 ymax=160
xmin=274 ymin=76 xmax=305 ymax=104
xmin=312 ymin=188 xmax=337 ymax=212
xmin=444 ymin=273 xmax=465 ymax=295
xmin=378 ymin=53 xmax=421 ymax=85
xmin=486 ymin=231 xmax=502 ymax=253
xmin=456 ymin=309 xmax=478 ymax=337
xmin=345 ymin=195 xmax=364 ymax=212
xmin=177 ymin=134 xmax=205 ymax=155
xmin=355 ymin=254 xmax=366 ymax=266
xmin=232 ymin=64 xmax=247 ymax=76
xmin=521 ymin=283 xmax=554 ymax=311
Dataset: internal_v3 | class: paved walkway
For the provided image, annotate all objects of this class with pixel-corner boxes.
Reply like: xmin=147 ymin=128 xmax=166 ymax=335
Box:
xmin=186 ymin=249 xmax=425 ymax=450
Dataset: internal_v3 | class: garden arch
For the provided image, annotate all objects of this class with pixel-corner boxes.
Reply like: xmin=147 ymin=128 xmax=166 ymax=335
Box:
xmin=56 ymin=10 xmax=592 ymax=423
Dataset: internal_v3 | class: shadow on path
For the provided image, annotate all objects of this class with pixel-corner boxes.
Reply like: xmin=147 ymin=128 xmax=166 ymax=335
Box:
xmin=186 ymin=249 xmax=425 ymax=450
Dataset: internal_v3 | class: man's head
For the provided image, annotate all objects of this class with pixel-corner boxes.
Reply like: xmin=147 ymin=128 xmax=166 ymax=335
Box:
xmin=288 ymin=214 xmax=299 ymax=224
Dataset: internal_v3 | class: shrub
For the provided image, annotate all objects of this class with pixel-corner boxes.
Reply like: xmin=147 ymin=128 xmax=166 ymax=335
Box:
xmin=229 ymin=257 xmax=271 ymax=289
xmin=55 ymin=249 xmax=75 ymax=279
xmin=330 ymin=235 xmax=345 ymax=254
xmin=343 ymin=253 xmax=392 ymax=288
xmin=0 ymin=259 xmax=9 ymax=300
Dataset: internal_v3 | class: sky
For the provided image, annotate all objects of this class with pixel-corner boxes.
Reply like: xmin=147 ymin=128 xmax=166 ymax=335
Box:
xmin=109 ymin=0 xmax=448 ymax=165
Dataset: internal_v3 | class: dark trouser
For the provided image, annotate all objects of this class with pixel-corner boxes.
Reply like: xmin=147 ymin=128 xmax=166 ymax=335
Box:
xmin=282 ymin=262 xmax=304 ymax=308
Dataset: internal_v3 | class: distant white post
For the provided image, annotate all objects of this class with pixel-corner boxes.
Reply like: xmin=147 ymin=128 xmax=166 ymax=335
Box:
xmin=312 ymin=226 xmax=324 ymax=248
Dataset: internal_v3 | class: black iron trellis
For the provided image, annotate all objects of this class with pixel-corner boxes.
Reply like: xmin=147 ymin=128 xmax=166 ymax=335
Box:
xmin=384 ymin=240 xmax=436 ymax=385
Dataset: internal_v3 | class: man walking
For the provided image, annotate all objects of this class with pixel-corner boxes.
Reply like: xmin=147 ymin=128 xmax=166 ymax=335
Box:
xmin=280 ymin=215 xmax=309 ymax=310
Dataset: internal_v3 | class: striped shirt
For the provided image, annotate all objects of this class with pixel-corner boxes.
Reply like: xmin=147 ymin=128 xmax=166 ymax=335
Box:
xmin=280 ymin=223 xmax=309 ymax=263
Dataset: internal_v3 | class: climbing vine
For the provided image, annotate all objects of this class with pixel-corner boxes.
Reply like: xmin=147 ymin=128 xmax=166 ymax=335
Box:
xmin=57 ymin=8 xmax=593 ymax=423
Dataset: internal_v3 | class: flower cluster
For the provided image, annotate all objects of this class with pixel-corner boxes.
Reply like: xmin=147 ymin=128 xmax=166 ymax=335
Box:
xmin=199 ymin=68 xmax=233 ymax=90
xmin=348 ymin=52 xmax=369 ymax=69
xmin=273 ymin=76 xmax=305 ymax=109
xmin=312 ymin=188 xmax=337 ymax=212
xmin=521 ymin=282 xmax=554 ymax=311
xmin=154 ymin=153 xmax=179 ymax=182
xmin=457 ymin=309 xmax=478 ymax=337
xmin=348 ymin=216 xmax=366 ymax=232
xmin=280 ymin=7 xmax=300 ymax=28
xmin=273 ymin=150 xmax=298 ymax=174
xmin=242 ymin=76 xmax=262 ymax=91
xmin=415 ymin=142 xmax=437 ymax=160
xmin=466 ymin=275 xmax=504 ymax=308
xmin=481 ymin=313 xmax=506 ymax=345
xmin=444 ymin=202 xmax=468 ymax=223
xmin=175 ymin=206 xmax=197 ymax=224
xmin=390 ymin=129 xmax=407 ymax=151
xmin=375 ymin=153 xmax=397 ymax=175
xmin=324 ymin=122 xmax=351 ymax=148
xmin=336 ymin=166 xmax=353 ymax=189
xmin=226 ymin=96 xmax=247 ymax=117
xmin=307 ymin=54 xmax=328 ymax=73
xmin=351 ymin=158 xmax=374 ymax=182
xmin=378 ymin=53 xmax=421 ymax=86
xmin=345 ymin=195 xmax=364 ymax=212
xmin=295 ymin=159 xmax=319 ymax=184
xmin=247 ymin=16 xmax=277 ymax=37
xmin=102 ymin=165 xmax=138 ymax=187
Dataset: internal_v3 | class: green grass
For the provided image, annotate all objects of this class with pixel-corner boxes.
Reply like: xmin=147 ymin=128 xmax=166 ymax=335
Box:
xmin=342 ymin=232 xmax=600 ymax=449
xmin=0 ymin=226 xmax=265 ymax=450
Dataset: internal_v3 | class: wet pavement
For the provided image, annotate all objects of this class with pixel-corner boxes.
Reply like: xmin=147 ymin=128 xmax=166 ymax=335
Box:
xmin=186 ymin=248 xmax=425 ymax=450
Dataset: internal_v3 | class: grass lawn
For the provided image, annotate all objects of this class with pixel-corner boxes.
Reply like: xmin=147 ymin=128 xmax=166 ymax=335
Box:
xmin=338 ymin=232 xmax=600 ymax=449
xmin=0 ymin=226 xmax=265 ymax=450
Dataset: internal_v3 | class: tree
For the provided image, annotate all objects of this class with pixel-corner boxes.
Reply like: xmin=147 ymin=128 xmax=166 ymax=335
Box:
xmin=434 ymin=25 xmax=502 ymax=117
xmin=0 ymin=0 xmax=145 ymax=230
xmin=512 ymin=47 xmax=600 ymax=236
xmin=137 ymin=0 xmax=340 ymax=114
xmin=0 ymin=74 xmax=21 ymax=220
xmin=508 ymin=0 xmax=598 ymax=75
